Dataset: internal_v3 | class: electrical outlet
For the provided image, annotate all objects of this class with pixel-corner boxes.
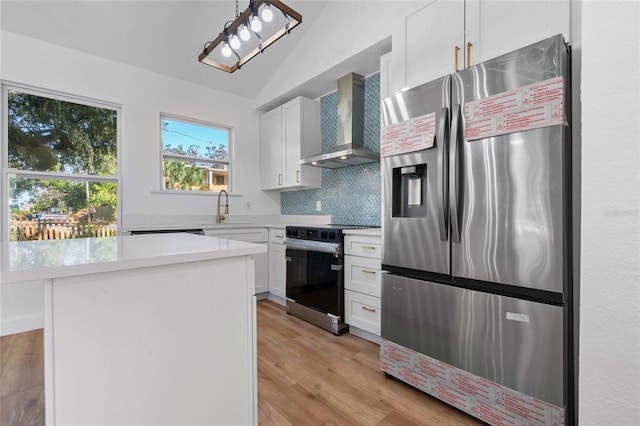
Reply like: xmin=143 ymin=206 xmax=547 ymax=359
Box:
xmin=316 ymin=200 xmax=322 ymax=211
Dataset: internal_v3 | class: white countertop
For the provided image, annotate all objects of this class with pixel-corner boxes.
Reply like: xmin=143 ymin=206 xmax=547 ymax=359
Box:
xmin=0 ymin=233 xmax=266 ymax=284
xmin=121 ymin=214 xmax=331 ymax=232
xmin=343 ymin=228 xmax=382 ymax=237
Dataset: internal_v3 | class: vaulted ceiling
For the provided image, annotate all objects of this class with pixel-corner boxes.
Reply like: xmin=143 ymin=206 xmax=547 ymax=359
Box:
xmin=1 ymin=0 xmax=331 ymax=100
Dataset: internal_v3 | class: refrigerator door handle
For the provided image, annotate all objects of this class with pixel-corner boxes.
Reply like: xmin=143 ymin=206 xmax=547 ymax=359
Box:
xmin=449 ymin=104 xmax=462 ymax=243
xmin=436 ymin=107 xmax=450 ymax=241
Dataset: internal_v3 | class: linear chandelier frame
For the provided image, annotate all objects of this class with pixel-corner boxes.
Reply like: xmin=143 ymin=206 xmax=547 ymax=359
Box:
xmin=198 ymin=0 xmax=302 ymax=73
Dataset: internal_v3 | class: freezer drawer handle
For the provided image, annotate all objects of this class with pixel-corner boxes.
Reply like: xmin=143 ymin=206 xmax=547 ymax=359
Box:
xmin=361 ymin=306 xmax=376 ymax=313
xmin=437 ymin=107 xmax=450 ymax=241
xmin=449 ymin=104 xmax=463 ymax=243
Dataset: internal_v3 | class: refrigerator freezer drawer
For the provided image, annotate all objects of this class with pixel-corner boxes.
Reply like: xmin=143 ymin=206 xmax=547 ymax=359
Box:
xmin=381 ymin=273 xmax=564 ymax=407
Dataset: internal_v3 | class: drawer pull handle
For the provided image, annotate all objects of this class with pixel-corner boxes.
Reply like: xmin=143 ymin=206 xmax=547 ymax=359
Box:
xmin=361 ymin=306 xmax=377 ymax=313
xmin=275 ymin=235 xmax=284 ymax=239
xmin=361 ymin=245 xmax=376 ymax=250
xmin=361 ymin=269 xmax=377 ymax=275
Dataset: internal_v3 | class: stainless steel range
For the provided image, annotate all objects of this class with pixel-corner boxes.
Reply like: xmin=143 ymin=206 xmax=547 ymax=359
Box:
xmin=284 ymin=225 xmax=374 ymax=335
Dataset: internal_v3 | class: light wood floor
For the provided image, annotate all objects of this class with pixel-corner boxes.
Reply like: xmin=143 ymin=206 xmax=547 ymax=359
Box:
xmin=0 ymin=329 xmax=45 ymax=425
xmin=0 ymin=301 xmax=484 ymax=425
xmin=257 ymin=300 xmax=483 ymax=426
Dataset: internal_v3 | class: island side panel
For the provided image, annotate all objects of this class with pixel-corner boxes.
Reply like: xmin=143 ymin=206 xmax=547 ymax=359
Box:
xmin=46 ymin=256 xmax=255 ymax=425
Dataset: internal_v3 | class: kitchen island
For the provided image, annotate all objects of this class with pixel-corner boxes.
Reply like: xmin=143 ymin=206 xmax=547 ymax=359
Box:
xmin=0 ymin=233 xmax=266 ymax=425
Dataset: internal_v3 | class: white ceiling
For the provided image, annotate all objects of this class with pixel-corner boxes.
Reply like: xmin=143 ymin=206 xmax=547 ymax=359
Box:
xmin=0 ymin=0 xmax=331 ymax=100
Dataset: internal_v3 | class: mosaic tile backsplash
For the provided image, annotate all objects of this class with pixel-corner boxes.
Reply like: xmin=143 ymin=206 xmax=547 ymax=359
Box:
xmin=281 ymin=73 xmax=381 ymax=226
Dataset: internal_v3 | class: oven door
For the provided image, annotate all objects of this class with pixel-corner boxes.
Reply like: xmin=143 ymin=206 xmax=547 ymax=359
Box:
xmin=284 ymin=239 xmax=343 ymax=316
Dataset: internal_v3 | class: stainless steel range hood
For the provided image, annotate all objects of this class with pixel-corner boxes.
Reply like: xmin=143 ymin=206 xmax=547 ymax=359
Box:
xmin=300 ymin=73 xmax=380 ymax=168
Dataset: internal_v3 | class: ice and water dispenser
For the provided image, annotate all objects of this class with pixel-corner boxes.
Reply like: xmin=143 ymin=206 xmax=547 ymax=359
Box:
xmin=392 ymin=164 xmax=428 ymax=218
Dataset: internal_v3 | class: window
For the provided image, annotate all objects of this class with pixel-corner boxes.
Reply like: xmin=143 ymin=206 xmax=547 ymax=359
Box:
xmin=160 ymin=115 xmax=231 ymax=192
xmin=3 ymin=85 xmax=120 ymax=241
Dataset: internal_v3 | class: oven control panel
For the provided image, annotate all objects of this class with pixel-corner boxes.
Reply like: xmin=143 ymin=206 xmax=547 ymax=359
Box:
xmin=286 ymin=226 xmax=340 ymax=243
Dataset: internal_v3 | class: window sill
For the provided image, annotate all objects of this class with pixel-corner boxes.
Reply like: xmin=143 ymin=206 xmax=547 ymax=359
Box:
xmin=151 ymin=190 xmax=242 ymax=197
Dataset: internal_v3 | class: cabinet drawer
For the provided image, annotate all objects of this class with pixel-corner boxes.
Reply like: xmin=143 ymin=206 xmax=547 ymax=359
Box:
xmin=204 ymin=228 xmax=268 ymax=243
xmin=269 ymin=228 xmax=286 ymax=245
xmin=344 ymin=235 xmax=381 ymax=259
xmin=344 ymin=255 xmax=382 ymax=298
xmin=345 ymin=290 xmax=381 ymax=336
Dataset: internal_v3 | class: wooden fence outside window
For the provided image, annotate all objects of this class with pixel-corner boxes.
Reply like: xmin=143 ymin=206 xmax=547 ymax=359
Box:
xmin=9 ymin=218 xmax=117 ymax=241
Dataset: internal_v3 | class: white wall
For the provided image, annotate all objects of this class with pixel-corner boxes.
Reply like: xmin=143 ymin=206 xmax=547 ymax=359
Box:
xmin=0 ymin=31 xmax=280 ymax=221
xmin=0 ymin=281 xmax=43 ymax=336
xmin=580 ymin=1 xmax=640 ymax=424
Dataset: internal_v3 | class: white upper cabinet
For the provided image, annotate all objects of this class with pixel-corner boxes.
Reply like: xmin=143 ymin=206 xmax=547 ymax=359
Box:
xmin=465 ymin=0 xmax=570 ymax=68
xmin=260 ymin=97 xmax=321 ymax=191
xmin=260 ymin=107 xmax=283 ymax=190
xmin=404 ymin=0 xmax=465 ymax=91
xmin=391 ymin=0 xmax=570 ymax=94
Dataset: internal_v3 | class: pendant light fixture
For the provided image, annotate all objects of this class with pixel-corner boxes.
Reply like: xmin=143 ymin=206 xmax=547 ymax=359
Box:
xmin=199 ymin=0 xmax=302 ymax=73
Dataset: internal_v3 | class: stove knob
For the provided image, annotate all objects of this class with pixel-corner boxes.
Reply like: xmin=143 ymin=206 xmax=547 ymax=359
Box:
xmin=321 ymin=231 xmax=328 ymax=240
xmin=329 ymin=232 xmax=336 ymax=240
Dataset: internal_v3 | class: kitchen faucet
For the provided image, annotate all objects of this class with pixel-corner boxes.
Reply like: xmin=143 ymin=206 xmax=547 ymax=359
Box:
xmin=216 ymin=189 xmax=229 ymax=223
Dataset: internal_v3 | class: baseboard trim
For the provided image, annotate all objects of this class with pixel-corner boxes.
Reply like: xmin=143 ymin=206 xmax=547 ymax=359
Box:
xmin=348 ymin=325 xmax=381 ymax=344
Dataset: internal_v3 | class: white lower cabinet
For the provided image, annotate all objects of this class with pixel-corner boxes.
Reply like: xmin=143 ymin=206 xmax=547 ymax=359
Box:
xmin=345 ymin=291 xmax=381 ymax=336
xmin=204 ymin=228 xmax=269 ymax=294
xmin=344 ymin=255 xmax=382 ymax=298
xmin=343 ymin=233 xmax=382 ymax=340
xmin=268 ymin=228 xmax=287 ymax=302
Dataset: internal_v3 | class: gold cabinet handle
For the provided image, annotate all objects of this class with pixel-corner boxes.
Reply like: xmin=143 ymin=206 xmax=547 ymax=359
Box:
xmin=361 ymin=269 xmax=377 ymax=275
xmin=361 ymin=245 xmax=376 ymax=250
xmin=296 ymin=170 xmax=300 ymax=183
xmin=454 ymin=45 xmax=460 ymax=72
xmin=278 ymin=173 xmax=283 ymax=185
xmin=466 ymin=42 xmax=472 ymax=68
xmin=361 ymin=306 xmax=376 ymax=313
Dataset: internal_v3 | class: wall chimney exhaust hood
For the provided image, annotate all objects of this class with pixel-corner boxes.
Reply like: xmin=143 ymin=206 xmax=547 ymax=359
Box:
xmin=300 ymin=73 xmax=380 ymax=168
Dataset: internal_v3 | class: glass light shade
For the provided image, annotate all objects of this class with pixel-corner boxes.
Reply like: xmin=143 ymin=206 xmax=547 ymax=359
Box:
xmin=229 ymin=34 xmax=241 ymax=49
xmin=261 ymin=4 xmax=274 ymax=22
xmin=221 ymin=42 xmax=232 ymax=57
xmin=250 ymin=14 xmax=262 ymax=32
xmin=239 ymin=24 xmax=251 ymax=41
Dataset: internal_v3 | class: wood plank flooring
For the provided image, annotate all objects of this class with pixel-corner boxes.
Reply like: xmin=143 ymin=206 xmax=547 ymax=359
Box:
xmin=258 ymin=300 xmax=484 ymax=426
xmin=0 ymin=301 xmax=484 ymax=425
xmin=0 ymin=329 xmax=45 ymax=426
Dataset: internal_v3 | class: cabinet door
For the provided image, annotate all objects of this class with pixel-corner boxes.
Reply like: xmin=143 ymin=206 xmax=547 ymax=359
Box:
xmin=403 ymin=0 xmax=464 ymax=88
xmin=268 ymin=243 xmax=286 ymax=299
xmin=260 ymin=107 xmax=283 ymax=190
xmin=254 ymin=244 xmax=268 ymax=294
xmin=465 ymin=0 xmax=570 ymax=66
xmin=282 ymin=98 xmax=302 ymax=187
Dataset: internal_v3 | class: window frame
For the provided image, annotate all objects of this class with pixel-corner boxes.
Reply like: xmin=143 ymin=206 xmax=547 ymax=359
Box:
xmin=159 ymin=113 xmax=233 ymax=194
xmin=1 ymin=82 xmax=122 ymax=243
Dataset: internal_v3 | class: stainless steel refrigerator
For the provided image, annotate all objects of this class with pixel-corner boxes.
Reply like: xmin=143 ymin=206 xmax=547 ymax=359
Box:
xmin=380 ymin=35 xmax=573 ymax=426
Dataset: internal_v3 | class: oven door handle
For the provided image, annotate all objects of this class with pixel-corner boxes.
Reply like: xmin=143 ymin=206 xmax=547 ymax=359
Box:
xmin=283 ymin=238 xmax=342 ymax=255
